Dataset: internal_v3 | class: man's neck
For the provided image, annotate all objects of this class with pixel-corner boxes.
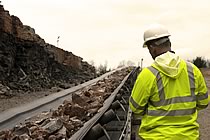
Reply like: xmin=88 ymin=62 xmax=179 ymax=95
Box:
xmin=154 ymin=50 xmax=175 ymax=60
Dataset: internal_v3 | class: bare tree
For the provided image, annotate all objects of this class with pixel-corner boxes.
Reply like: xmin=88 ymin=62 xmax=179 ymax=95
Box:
xmin=126 ymin=60 xmax=135 ymax=66
xmin=118 ymin=60 xmax=126 ymax=68
xmin=97 ymin=61 xmax=108 ymax=75
xmin=118 ymin=60 xmax=135 ymax=67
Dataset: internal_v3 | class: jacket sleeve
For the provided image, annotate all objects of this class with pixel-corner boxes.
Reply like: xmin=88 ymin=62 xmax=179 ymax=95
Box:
xmin=194 ymin=66 xmax=209 ymax=110
xmin=129 ymin=68 xmax=154 ymax=116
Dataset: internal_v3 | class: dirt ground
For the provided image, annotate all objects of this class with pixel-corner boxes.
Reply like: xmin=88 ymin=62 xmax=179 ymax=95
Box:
xmin=198 ymin=68 xmax=210 ymax=140
xmin=0 ymin=87 xmax=62 ymax=112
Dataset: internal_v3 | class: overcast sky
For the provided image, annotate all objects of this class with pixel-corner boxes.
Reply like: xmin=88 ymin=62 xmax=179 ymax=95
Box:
xmin=2 ymin=0 xmax=210 ymax=68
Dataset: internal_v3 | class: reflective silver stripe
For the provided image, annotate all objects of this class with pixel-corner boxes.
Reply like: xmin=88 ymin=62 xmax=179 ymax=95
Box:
xmin=147 ymin=63 xmax=196 ymax=107
xmin=147 ymin=66 xmax=165 ymax=100
xmin=197 ymin=92 xmax=208 ymax=100
xmin=148 ymin=108 xmax=196 ymax=116
xmin=146 ymin=63 xmax=197 ymax=116
xmin=129 ymin=96 xmax=146 ymax=110
xmin=147 ymin=66 xmax=159 ymax=76
xmin=151 ymin=96 xmax=196 ymax=107
xmin=186 ymin=62 xmax=195 ymax=96
xmin=197 ymin=104 xmax=208 ymax=109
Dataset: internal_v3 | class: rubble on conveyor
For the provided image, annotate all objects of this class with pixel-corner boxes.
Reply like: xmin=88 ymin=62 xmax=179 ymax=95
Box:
xmin=0 ymin=67 xmax=132 ymax=139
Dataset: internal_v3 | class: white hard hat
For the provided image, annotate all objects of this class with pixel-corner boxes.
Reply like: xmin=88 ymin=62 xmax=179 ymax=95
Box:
xmin=143 ymin=24 xmax=171 ymax=48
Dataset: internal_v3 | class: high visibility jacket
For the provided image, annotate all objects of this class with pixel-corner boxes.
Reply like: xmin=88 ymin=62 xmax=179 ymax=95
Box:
xmin=129 ymin=52 xmax=209 ymax=140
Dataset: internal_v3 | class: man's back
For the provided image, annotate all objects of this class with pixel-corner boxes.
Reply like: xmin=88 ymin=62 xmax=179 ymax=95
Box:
xmin=129 ymin=52 xmax=208 ymax=139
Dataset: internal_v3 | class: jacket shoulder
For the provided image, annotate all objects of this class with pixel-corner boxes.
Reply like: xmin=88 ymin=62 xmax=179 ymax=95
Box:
xmin=139 ymin=67 xmax=158 ymax=79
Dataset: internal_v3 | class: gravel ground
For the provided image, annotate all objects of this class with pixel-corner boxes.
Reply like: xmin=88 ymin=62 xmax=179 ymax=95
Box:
xmin=0 ymin=87 xmax=62 ymax=112
xmin=198 ymin=105 xmax=210 ymax=140
xmin=198 ymin=68 xmax=210 ymax=140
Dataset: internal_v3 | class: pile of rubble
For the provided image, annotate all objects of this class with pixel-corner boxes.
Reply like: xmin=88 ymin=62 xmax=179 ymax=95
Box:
xmin=0 ymin=4 xmax=96 ymax=95
xmin=0 ymin=68 xmax=132 ymax=139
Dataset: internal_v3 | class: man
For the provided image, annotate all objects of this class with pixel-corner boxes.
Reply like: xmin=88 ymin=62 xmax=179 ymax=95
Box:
xmin=129 ymin=24 xmax=209 ymax=140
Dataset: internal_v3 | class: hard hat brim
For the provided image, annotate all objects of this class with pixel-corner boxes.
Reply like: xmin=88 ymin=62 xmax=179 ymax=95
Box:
xmin=142 ymin=34 xmax=170 ymax=48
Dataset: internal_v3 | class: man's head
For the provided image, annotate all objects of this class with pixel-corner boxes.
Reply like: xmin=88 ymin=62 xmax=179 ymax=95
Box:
xmin=143 ymin=24 xmax=171 ymax=59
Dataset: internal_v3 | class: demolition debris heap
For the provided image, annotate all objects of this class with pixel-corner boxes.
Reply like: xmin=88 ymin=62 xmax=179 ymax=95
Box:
xmin=0 ymin=4 xmax=96 ymax=94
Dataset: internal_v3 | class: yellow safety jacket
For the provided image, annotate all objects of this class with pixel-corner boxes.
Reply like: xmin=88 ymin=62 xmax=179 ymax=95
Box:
xmin=129 ymin=52 xmax=209 ymax=140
